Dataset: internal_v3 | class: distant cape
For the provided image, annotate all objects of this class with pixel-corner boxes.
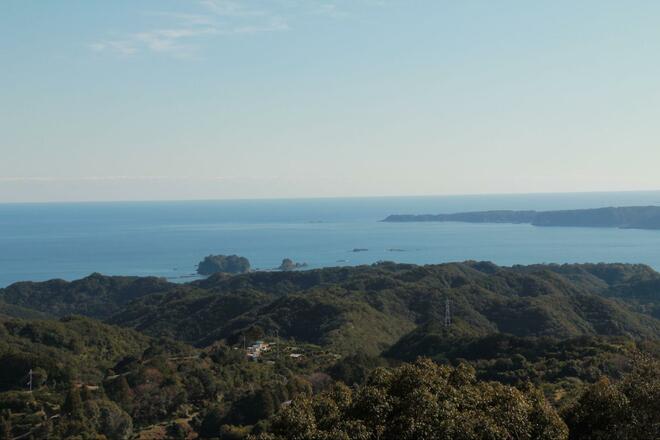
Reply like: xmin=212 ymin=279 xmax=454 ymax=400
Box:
xmin=383 ymin=206 xmax=660 ymax=230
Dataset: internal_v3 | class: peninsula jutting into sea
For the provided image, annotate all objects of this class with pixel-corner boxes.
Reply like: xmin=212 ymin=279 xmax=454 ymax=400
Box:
xmin=383 ymin=205 xmax=660 ymax=230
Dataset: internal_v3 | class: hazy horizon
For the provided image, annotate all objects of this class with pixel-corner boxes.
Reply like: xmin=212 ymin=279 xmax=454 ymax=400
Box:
xmin=3 ymin=0 xmax=660 ymax=203
xmin=2 ymin=189 xmax=660 ymax=206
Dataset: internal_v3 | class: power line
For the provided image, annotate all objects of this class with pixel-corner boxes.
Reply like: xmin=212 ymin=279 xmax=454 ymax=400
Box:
xmin=444 ymin=298 xmax=451 ymax=328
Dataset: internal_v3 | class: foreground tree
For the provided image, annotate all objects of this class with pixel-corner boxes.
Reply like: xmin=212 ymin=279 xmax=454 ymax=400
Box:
xmin=252 ymin=358 xmax=568 ymax=440
xmin=563 ymin=357 xmax=660 ymax=439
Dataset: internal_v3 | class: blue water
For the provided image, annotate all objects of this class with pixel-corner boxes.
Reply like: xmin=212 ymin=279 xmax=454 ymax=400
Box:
xmin=2 ymin=192 xmax=660 ymax=287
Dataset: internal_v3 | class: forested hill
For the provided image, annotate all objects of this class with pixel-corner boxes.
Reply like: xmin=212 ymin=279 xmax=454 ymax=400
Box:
xmin=103 ymin=261 xmax=660 ymax=354
xmin=383 ymin=205 xmax=660 ymax=229
xmin=1 ymin=262 xmax=660 ymax=439
xmin=0 ymin=273 xmax=175 ymax=319
xmin=2 ymin=262 xmax=659 ymax=353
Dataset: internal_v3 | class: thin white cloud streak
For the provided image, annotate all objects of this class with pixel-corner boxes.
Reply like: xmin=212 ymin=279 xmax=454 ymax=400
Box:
xmin=90 ymin=0 xmax=386 ymax=57
xmin=91 ymin=1 xmax=290 ymax=57
xmin=92 ymin=19 xmax=288 ymax=56
xmin=148 ymin=12 xmax=217 ymax=26
xmin=200 ymin=0 xmax=266 ymax=17
xmin=89 ymin=40 xmax=138 ymax=55
xmin=132 ymin=26 xmax=220 ymax=54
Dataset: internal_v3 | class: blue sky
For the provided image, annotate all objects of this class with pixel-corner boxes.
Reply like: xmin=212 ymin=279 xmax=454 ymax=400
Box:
xmin=1 ymin=0 xmax=660 ymax=202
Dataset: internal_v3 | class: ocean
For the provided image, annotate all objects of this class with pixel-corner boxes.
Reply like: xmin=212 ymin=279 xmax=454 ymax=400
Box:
xmin=2 ymin=191 xmax=660 ymax=287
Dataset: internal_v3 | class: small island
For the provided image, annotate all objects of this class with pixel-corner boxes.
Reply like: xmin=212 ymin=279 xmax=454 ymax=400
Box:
xmin=383 ymin=206 xmax=660 ymax=230
xmin=278 ymin=258 xmax=308 ymax=271
xmin=197 ymin=254 xmax=251 ymax=275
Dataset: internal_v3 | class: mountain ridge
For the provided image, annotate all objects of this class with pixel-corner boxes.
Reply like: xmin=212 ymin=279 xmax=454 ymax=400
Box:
xmin=383 ymin=205 xmax=660 ymax=229
xmin=3 ymin=261 xmax=658 ymax=354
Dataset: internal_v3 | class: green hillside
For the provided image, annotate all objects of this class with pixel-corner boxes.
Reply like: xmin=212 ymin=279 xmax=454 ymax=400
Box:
xmin=102 ymin=262 xmax=660 ymax=354
xmin=0 ymin=273 xmax=175 ymax=319
xmin=0 ymin=262 xmax=659 ymax=439
xmin=0 ymin=300 xmax=51 ymax=320
xmin=0 ymin=315 xmax=150 ymax=392
xmin=3 ymin=262 xmax=660 ymax=355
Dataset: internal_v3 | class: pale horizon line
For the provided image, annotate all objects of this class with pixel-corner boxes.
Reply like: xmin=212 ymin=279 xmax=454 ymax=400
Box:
xmin=2 ymin=188 xmax=660 ymax=206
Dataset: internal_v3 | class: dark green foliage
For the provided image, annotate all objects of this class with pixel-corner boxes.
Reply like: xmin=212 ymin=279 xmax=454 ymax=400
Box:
xmin=62 ymin=387 xmax=84 ymax=420
xmin=254 ymin=359 xmax=568 ymax=440
xmin=563 ymin=357 xmax=660 ymax=439
xmin=167 ymin=421 xmax=189 ymax=439
xmin=386 ymin=329 xmax=644 ymax=387
xmin=105 ymin=376 xmax=133 ymax=412
xmin=327 ymin=353 xmax=386 ymax=386
xmin=5 ymin=262 xmax=660 ymax=354
xmin=109 ymin=262 xmax=660 ymax=353
xmin=0 ymin=300 xmax=51 ymax=320
xmin=0 ymin=273 xmax=173 ymax=319
xmin=57 ymin=389 xmax=133 ymax=439
xmin=219 ymin=424 xmax=251 ymax=439
xmin=108 ymin=286 xmax=266 ymax=344
xmin=58 ymin=387 xmax=90 ymax=438
xmin=0 ymin=315 xmax=149 ymax=391
xmin=1 ymin=262 xmax=659 ymax=439
xmin=197 ymin=254 xmax=251 ymax=275
xmin=90 ymin=399 xmax=133 ymax=439
xmin=199 ymin=405 xmax=225 ymax=438
xmin=222 ymin=379 xmax=311 ymax=427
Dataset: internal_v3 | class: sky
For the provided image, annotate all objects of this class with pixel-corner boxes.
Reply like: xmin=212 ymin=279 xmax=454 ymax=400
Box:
xmin=1 ymin=0 xmax=660 ymax=203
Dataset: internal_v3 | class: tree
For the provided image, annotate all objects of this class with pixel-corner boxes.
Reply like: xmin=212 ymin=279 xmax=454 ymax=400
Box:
xmin=563 ymin=357 xmax=660 ymax=439
xmin=219 ymin=424 xmax=251 ymax=440
xmin=253 ymin=359 xmax=568 ymax=440
xmin=106 ymin=376 xmax=133 ymax=412
xmin=328 ymin=353 xmax=385 ymax=386
xmin=93 ymin=400 xmax=133 ymax=440
xmin=62 ymin=386 xmax=84 ymax=420
xmin=166 ymin=421 xmax=188 ymax=440
xmin=58 ymin=386 xmax=94 ymax=438
xmin=0 ymin=410 xmax=12 ymax=440
xmin=199 ymin=405 xmax=224 ymax=438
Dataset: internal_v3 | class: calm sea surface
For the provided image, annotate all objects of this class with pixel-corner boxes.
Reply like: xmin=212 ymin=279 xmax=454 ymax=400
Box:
xmin=2 ymin=192 xmax=660 ymax=287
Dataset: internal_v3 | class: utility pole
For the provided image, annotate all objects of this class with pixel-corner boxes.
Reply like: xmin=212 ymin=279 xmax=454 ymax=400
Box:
xmin=444 ymin=298 xmax=451 ymax=328
xmin=27 ymin=369 xmax=33 ymax=392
